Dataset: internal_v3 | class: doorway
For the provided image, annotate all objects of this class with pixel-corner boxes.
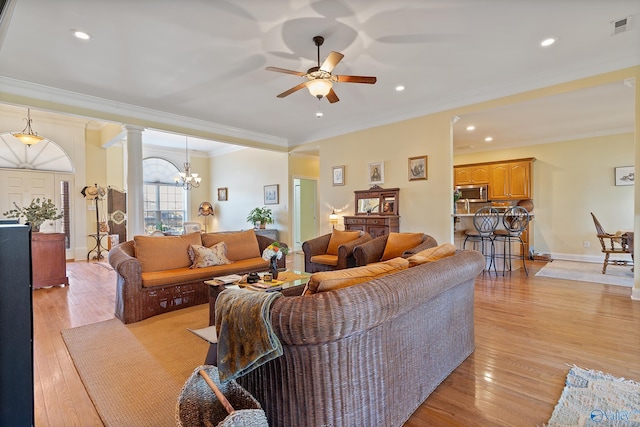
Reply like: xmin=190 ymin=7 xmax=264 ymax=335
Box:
xmin=293 ymin=178 xmax=317 ymax=252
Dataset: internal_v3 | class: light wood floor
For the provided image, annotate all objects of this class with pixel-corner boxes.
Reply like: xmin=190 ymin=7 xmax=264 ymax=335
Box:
xmin=33 ymin=253 xmax=640 ymax=426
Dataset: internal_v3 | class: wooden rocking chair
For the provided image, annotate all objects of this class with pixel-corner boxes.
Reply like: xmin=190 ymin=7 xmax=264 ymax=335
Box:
xmin=590 ymin=212 xmax=634 ymax=274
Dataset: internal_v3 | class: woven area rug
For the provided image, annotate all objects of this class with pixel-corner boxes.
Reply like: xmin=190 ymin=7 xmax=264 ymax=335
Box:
xmin=547 ymin=366 xmax=640 ymax=426
xmin=535 ymin=260 xmax=633 ymax=287
xmin=62 ymin=304 xmax=210 ymax=426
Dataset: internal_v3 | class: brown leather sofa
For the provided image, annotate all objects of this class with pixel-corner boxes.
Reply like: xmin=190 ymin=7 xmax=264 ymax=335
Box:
xmin=302 ymin=230 xmax=372 ymax=273
xmin=353 ymin=232 xmax=438 ymax=266
xmin=108 ymin=229 xmax=286 ymax=324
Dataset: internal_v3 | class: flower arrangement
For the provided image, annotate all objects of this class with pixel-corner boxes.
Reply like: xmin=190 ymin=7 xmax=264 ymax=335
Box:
xmin=262 ymin=241 xmax=289 ymax=261
xmin=3 ymin=198 xmax=63 ymax=231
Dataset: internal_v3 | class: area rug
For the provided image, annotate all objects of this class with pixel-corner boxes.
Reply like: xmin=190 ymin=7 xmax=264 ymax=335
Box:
xmin=547 ymin=366 xmax=640 ymax=426
xmin=535 ymin=260 xmax=633 ymax=287
xmin=61 ymin=304 xmax=210 ymax=427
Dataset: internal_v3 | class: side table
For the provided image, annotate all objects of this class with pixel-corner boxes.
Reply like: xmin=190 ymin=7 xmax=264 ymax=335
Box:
xmin=32 ymin=232 xmax=69 ymax=289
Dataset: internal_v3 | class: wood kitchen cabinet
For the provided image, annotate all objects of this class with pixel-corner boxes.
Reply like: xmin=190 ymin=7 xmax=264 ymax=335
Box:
xmin=32 ymin=232 xmax=69 ymax=289
xmin=454 ymin=165 xmax=489 ymax=185
xmin=488 ymin=160 xmax=532 ymax=200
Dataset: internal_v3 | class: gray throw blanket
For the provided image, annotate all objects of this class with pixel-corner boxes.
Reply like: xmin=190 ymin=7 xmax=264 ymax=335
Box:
xmin=215 ymin=288 xmax=283 ymax=382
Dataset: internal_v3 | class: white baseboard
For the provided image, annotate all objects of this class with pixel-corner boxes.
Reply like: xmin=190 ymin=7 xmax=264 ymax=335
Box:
xmin=549 ymin=253 xmax=633 ymax=264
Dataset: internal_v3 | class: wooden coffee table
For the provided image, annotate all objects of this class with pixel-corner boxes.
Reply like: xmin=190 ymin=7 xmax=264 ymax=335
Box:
xmin=206 ymin=270 xmax=311 ymax=326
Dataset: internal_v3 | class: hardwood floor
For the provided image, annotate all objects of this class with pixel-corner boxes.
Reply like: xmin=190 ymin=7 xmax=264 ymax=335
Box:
xmin=33 ymin=254 xmax=640 ymax=426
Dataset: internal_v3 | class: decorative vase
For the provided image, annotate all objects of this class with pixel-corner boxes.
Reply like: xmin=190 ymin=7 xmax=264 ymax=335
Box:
xmin=269 ymin=255 xmax=279 ymax=280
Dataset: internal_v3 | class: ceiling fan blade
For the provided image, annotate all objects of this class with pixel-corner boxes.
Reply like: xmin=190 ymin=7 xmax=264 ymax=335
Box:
xmin=266 ymin=66 xmax=306 ymax=77
xmin=326 ymin=88 xmax=339 ymax=103
xmin=320 ymin=51 xmax=344 ymax=73
xmin=276 ymin=82 xmax=307 ymax=98
xmin=336 ymin=75 xmax=377 ymax=84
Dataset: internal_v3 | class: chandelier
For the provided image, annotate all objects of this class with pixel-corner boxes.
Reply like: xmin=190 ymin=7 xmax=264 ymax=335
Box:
xmin=12 ymin=108 xmax=44 ymax=146
xmin=174 ymin=137 xmax=201 ymax=190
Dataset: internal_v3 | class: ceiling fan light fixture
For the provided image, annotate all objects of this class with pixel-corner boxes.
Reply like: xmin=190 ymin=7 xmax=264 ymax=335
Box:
xmin=307 ymin=79 xmax=333 ymax=99
xmin=12 ymin=108 xmax=44 ymax=146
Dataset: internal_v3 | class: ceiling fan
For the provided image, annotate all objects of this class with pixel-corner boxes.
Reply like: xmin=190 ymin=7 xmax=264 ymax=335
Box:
xmin=266 ymin=35 xmax=377 ymax=103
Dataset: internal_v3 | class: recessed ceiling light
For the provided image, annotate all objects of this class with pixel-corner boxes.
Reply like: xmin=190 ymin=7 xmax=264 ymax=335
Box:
xmin=484 ymin=137 xmax=493 ymax=142
xmin=72 ymin=30 xmax=92 ymax=40
xmin=395 ymin=85 xmax=405 ymax=92
xmin=466 ymin=125 xmax=475 ymax=131
xmin=316 ymin=112 xmax=323 ymax=118
xmin=540 ymin=38 xmax=555 ymax=47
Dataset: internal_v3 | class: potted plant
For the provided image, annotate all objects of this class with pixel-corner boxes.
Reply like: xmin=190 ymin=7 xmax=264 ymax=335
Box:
xmin=246 ymin=206 xmax=274 ymax=229
xmin=3 ymin=198 xmax=63 ymax=232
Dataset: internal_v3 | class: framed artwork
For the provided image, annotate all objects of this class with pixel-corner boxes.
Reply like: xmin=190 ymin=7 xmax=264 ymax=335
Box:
xmin=217 ymin=187 xmax=228 ymax=201
xmin=615 ymin=166 xmax=635 ymax=186
xmin=368 ymin=162 xmax=384 ymax=185
xmin=332 ymin=165 xmax=345 ymax=186
xmin=408 ymin=155 xmax=428 ymax=181
xmin=264 ymin=184 xmax=279 ymax=205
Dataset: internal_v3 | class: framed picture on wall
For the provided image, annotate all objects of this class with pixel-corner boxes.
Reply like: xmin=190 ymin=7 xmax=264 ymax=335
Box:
xmin=368 ymin=162 xmax=384 ymax=185
xmin=264 ymin=184 xmax=279 ymax=205
xmin=408 ymin=155 xmax=428 ymax=181
xmin=332 ymin=165 xmax=345 ymax=186
xmin=217 ymin=187 xmax=228 ymax=201
xmin=615 ymin=166 xmax=635 ymax=186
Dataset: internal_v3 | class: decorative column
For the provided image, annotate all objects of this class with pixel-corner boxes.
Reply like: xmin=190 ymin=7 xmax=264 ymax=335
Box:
xmin=125 ymin=125 xmax=145 ymax=237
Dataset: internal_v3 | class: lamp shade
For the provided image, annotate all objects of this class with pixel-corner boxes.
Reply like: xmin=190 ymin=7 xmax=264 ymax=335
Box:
xmin=307 ymin=79 xmax=332 ymax=98
xmin=198 ymin=202 xmax=214 ymax=216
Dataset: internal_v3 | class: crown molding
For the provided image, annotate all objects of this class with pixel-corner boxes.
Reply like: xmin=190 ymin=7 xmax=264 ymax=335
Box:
xmin=0 ymin=76 xmax=289 ymax=148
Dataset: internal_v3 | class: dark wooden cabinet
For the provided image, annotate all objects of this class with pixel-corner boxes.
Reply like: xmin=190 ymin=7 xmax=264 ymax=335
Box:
xmin=344 ymin=215 xmax=400 ymax=238
xmin=32 ymin=232 xmax=69 ymax=289
xmin=344 ymin=187 xmax=400 ymax=237
xmin=0 ymin=224 xmax=33 ymax=426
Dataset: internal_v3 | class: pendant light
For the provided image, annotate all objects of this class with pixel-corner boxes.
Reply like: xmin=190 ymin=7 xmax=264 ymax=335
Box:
xmin=12 ymin=108 xmax=44 ymax=146
xmin=174 ymin=137 xmax=201 ymax=190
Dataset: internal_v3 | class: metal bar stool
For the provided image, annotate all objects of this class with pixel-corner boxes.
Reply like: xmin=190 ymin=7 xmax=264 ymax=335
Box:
xmin=463 ymin=206 xmax=499 ymax=272
xmin=493 ymin=206 xmax=530 ymax=275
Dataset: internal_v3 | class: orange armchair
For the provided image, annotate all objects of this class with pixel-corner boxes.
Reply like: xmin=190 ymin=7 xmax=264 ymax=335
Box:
xmin=302 ymin=230 xmax=372 ymax=273
xmin=354 ymin=232 xmax=438 ymax=266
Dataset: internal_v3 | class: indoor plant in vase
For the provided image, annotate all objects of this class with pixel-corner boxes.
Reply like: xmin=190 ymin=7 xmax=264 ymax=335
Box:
xmin=2 ymin=198 xmax=63 ymax=232
xmin=261 ymin=241 xmax=288 ymax=280
xmin=246 ymin=206 xmax=274 ymax=229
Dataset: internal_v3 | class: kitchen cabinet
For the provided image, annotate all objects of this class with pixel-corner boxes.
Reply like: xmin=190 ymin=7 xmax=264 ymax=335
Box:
xmin=488 ymin=160 xmax=532 ymax=200
xmin=454 ymin=165 xmax=489 ymax=185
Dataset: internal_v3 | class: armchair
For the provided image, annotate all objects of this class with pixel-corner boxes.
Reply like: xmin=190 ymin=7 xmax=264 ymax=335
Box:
xmin=354 ymin=232 xmax=438 ymax=267
xmin=302 ymin=230 xmax=372 ymax=273
xmin=591 ymin=212 xmax=634 ymax=274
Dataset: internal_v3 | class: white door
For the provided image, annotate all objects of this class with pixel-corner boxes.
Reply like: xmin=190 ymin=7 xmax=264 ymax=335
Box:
xmin=0 ymin=170 xmax=56 ymax=215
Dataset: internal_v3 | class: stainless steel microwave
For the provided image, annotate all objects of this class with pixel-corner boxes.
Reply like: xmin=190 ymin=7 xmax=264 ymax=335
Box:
xmin=455 ymin=185 xmax=489 ymax=202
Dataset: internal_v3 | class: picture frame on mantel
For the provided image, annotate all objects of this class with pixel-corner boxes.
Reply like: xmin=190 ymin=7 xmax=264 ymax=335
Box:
xmin=217 ymin=187 xmax=228 ymax=201
xmin=408 ymin=155 xmax=428 ymax=181
xmin=615 ymin=166 xmax=634 ymax=186
xmin=332 ymin=165 xmax=345 ymax=186
xmin=368 ymin=162 xmax=384 ymax=185
xmin=264 ymin=184 xmax=279 ymax=205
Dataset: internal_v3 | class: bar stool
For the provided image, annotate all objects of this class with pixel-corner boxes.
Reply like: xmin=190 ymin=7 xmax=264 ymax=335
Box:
xmin=463 ymin=206 xmax=499 ymax=272
xmin=493 ymin=206 xmax=530 ymax=275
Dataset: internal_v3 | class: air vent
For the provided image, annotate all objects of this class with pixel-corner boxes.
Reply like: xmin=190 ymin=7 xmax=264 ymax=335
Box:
xmin=612 ymin=17 xmax=631 ymax=35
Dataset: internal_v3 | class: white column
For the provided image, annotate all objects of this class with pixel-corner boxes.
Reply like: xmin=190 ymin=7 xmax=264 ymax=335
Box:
xmin=125 ymin=125 xmax=145 ymax=237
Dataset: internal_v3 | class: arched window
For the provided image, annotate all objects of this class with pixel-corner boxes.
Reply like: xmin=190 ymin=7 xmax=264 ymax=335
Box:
xmin=143 ymin=157 xmax=186 ymax=235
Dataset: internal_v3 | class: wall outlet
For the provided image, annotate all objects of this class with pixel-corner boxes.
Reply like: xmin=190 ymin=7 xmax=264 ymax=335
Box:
xmin=583 ymin=241 xmax=590 ymax=248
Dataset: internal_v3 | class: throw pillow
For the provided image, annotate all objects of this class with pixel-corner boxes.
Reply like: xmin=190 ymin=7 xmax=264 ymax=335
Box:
xmin=407 ymin=243 xmax=456 ymax=267
xmin=201 ymin=229 xmax=260 ymax=261
xmin=326 ymin=229 xmax=362 ymax=255
xmin=188 ymin=242 xmax=233 ymax=268
xmin=304 ymin=257 xmax=409 ymax=295
xmin=134 ymin=232 xmax=202 ymax=272
xmin=380 ymin=232 xmax=425 ymax=261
